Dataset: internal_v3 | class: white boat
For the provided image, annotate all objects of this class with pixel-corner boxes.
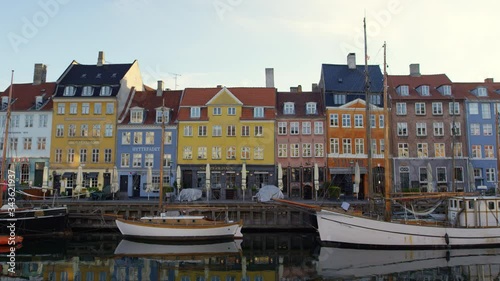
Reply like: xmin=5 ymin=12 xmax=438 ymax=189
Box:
xmin=115 ymin=213 xmax=243 ymax=240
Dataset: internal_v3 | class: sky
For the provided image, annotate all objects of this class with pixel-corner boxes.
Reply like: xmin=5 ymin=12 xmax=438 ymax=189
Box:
xmin=1 ymin=0 xmax=500 ymax=92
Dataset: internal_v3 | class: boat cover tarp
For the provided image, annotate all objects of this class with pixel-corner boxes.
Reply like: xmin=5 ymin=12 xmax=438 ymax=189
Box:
xmin=177 ymin=188 xmax=202 ymax=202
xmin=256 ymin=185 xmax=284 ymax=202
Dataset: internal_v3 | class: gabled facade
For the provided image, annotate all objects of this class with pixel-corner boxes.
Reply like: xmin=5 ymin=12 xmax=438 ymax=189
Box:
xmin=0 ymin=64 xmax=55 ymax=187
xmin=388 ymin=64 xmax=469 ymax=192
xmin=49 ymin=52 xmax=144 ymax=194
xmin=275 ymin=91 xmax=327 ymax=199
xmin=455 ymin=79 xmax=500 ymax=191
xmin=116 ymin=82 xmax=182 ymax=198
xmin=177 ymin=87 xmax=276 ymax=200
xmin=320 ymin=53 xmax=385 ymax=198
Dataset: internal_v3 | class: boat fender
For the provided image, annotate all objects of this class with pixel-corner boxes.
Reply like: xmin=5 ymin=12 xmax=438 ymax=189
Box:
xmin=444 ymin=233 xmax=449 ymax=245
xmin=445 ymin=250 xmax=450 ymax=262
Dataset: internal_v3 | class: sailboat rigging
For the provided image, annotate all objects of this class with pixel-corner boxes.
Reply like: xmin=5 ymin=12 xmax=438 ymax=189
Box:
xmin=0 ymin=70 xmax=14 ymax=201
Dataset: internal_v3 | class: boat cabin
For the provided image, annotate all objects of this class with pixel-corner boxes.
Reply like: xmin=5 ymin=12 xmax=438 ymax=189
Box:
xmin=448 ymin=196 xmax=500 ymax=227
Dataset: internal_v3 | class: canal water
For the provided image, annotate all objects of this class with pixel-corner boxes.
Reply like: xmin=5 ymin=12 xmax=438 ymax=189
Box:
xmin=1 ymin=230 xmax=500 ymax=280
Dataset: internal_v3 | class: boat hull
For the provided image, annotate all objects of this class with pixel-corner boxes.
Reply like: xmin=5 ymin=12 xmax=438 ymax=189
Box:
xmin=0 ymin=207 xmax=69 ymax=236
xmin=115 ymin=218 xmax=243 ymax=240
xmin=317 ymin=209 xmax=500 ymax=249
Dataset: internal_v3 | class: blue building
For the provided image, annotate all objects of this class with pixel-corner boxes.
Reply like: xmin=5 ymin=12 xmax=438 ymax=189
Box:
xmin=116 ymin=82 xmax=181 ymax=198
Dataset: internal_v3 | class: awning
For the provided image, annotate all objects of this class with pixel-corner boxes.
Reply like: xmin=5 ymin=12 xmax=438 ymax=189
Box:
xmin=329 ymin=167 xmax=368 ymax=174
xmin=62 ymin=172 xmax=75 ymax=179
xmin=85 ymin=172 xmax=99 ymax=179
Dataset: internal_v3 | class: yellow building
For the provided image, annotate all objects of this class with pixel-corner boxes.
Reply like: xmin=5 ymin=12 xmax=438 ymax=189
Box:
xmin=177 ymin=87 xmax=276 ymax=199
xmin=49 ymin=52 xmax=144 ymax=194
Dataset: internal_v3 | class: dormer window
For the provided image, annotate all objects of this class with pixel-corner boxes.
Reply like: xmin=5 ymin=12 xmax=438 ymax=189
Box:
xmin=100 ymin=86 xmax=112 ymax=96
xmin=1 ymin=97 xmax=8 ymax=110
xmin=156 ymin=107 xmax=170 ymax=123
xmin=35 ymin=96 xmax=43 ymax=110
xmin=190 ymin=107 xmax=200 ymax=118
xmin=284 ymin=102 xmax=295 ymax=115
xmin=254 ymin=107 xmax=264 ymax=118
xmin=397 ymin=85 xmax=409 ymax=96
xmin=82 ymin=86 xmax=94 ymax=96
xmin=476 ymin=87 xmax=487 ymax=97
xmin=418 ymin=85 xmax=430 ymax=96
xmin=63 ymin=86 xmax=76 ymax=96
xmin=439 ymin=85 xmax=452 ymax=96
xmin=130 ymin=108 xmax=144 ymax=124
xmin=96 ymin=73 xmax=102 ymax=79
xmin=306 ymin=102 xmax=317 ymax=115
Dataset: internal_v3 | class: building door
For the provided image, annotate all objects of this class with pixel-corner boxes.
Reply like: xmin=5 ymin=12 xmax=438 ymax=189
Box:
xmin=119 ymin=175 xmax=128 ymax=193
xmin=34 ymin=162 xmax=44 ymax=187
xmin=132 ymin=174 xmax=141 ymax=197
xmin=303 ymin=185 xmax=313 ymax=199
xmin=183 ymin=170 xmax=192 ymax=189
xmin=103 ymin=173 xmax=111 ymax=188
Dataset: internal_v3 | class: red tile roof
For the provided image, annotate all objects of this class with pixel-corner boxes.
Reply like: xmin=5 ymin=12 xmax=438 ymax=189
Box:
xmin=120 ymin=89 xmax=182 ymax=125
xmin=387 ymin=74 xmax=462 ymax=100
xmin=453 ymin=82 xmax=500 ymax=101
xmin=0 ymin=82 xmax=56 ymax=111
xmin=276 ymin=91 xmax=325 ymax=117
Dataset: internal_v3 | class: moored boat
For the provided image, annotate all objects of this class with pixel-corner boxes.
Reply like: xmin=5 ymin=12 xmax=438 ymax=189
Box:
xmin=0 ymin=205 xmax=68 ymax=237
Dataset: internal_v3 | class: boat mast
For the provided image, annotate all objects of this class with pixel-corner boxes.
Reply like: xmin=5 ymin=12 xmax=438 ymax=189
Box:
xmin=0 ymin=70 xmax=14 ymax=202
xmin=383 ymin=42 xmax=392 ymax=221
xmin=159 ymin=98 xmax=165 ymax=209
xmin=451 ymin=95 xmax=456 ymax=192
xmin=363 ymin=18 xmax=373 ymax=203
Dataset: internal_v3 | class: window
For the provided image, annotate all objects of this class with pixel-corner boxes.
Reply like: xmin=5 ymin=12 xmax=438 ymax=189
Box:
xmin=419 ymin=85 xmax=430 ymax=96
xmin=106 ymin=103 xmax=114 ymax=114
xmin=437 ymin=167 xmax=447 ymax=183
xmin=68 ymin=124 xmax=76 ymax=137
xmin=396 ymin=103 xmax=407 ymax=115
xmin=198 ymin=125 xmax=207 ymax=137
xmin=254 ymin=107 xmax=264 ymax=118
xmin=278 ymin=122 xmax=287 ymax=135
xmin=469 ymin=103 xmax=479 ymax=114
xmin=208 ymin=125 xmax=221 ymax=137
xmin=370 ymin=114 xmax=376 ymax=128
xmin=190 ymin=107 xmax=201 ymax=118
xmin=105 ymin=149 xmax=112 ymax=163
xmin=371 ymin=139 xmax=377 ymax=155
xmin=342 ymin=138 xmax=352 ymax=154
xmin=213 ymin=107 xmax=221 ymax=115
xmin=120 ymin=153 xmax=130 ymax=167
xmin=227 ymin=125 xmax=236 ymax=136
xmin=67 ymin=148 xmax=74 ymax=163
xmin=334 ymin=94 xmax=346 ymax=104
xmin=10 ymin=116 xmax=19 ymax=128
xmin=94 ymin=103 xmax=102 ymax=114
xmin=284 ymin=102 xmax=295 ymax=114
xmin=477 ymin=87 xmax=487 ymax=97
xmin=290 ymin=122 xmax=299 ymax=135
xmin=241 ymin=147 xmax=250 ymax=159
xmin=370 ymin=94 xmax=381 ymax=105
xmin=254 ymin=126 xmax=263 ymax=136
xmin=380 ymin=139 xmax=385 ymax=154
xmin=481 ymin=103 xmax=491 ymax=119
xmin=63 ymin=86 xmax=75 ymax=96
xmin=470 ymin=123 xmax=480 ymax=135
xmin=354 ymin=114 xmax=363 ymax=128
xmin=432 ymin=102 xmax=443 ymax=115
xmin=330 ymin=138 xmax=339 ymax=154
xmin=99 ymin=86 xmax=111 ymax=96
xmin=379 ymin=115 xmax=384 ymax=128
xmin=228 ymin=107 xmax=236 ymax=115
xmin=290 ymin=144 xmax=299 ymax=157
xmin=449 ymin=102 xmax=460 ymax=115
xmin=301 ymin=122 xmax=311 ymax=135
xmin=419 ymin=167 xmax=428 ymax=183
xmin=483 ymin=124 xmax=493 ymax=136
xmin=81 ymin=103 xmax=89 ymax=115
xmin=92 ymin=149 xmax=99 ymax=163
xmin=417 ymin=143 xmax=428 ymax=158
xmin=81 ymin=124 xmax=88 ymax=137
xmin=156 ymin=109 xmax=169 ymax=123
xmin=450 ymin=122 xmax=461 ymax=136
xmin=56 ymin=125 xmax=64 ymax=137
xmin=37 ymin=137 xmax=46 ymax=150
xmin=314 ymin=122 xmax=324 ymax=134
xmin=306 ymin=102 xmax=317 ymax=114
xmin=355 ymin=138 xmax=364 ymax=154
xmin=130 ymin=109 xmax=143 ymax=123
xmin=226 ymin=146 xmax=236 ymax=159
xmin=342 ymin=114 xmax=351 ymax=127
xmin=485 ymin=145 xmax=494 ymax=158
xmin=25 ymin=115 xmax=33 ymax=127
xmin=38 ymin=114 xmax=48 ymax=127
xmin=20 ymin=164 xmax=29 ymax=184
xmin=55 ymin=149 xmax=62 ymax=163
xmin=23 ymin=137 xmax=32 ymax=150
xmin=69 ymin=103 xmax=77 ymax=114
xmin=145 ymin=132 xmax=154 ymax=144
xmin=105 ymin=124 xmax=113 ymax=137
xmin=415 ymin=103 xmax=426 ymax=115
xmin=254 ymin=147 xmax=264 ymax=159
xmin=198 ymin=147 xmax=207 ymax=159
xmin=133 ymin=132 xmax=142 ymax=144
xmin=184 ymin=126 xmax=193 ymax=137
xmin=315 ymin=143 xmax=324 ymax=157
xmin=163 ymin=154 xmax=172 ymax=167
xmin=397 ymin=85 xmax=409 ymax=96
xmin=486 ymin=168 xmax=495 ymax=182
xmin=132 ymin=153 xmax=142 ymax=167
xmin=440 ymin=85 xmax=452 ymax=96
xmin=122 ymin=132 xmax=131 ymax=144
xmin=397 ymin=123 xmax=408 ymax=136
xmin=80 ymin=149 xmax=87 ymax=163
xmin=398 ymin=143 xmax=409 ymax=157
xmin=330 ymin=114 xmax=339 ymax=127
xmin=302 ymin=143 xmax=311 ymax=157
xmin=278 ymin=144 xmax=287 ymax=158
xmin=416 ymin=122 xmax=427 ymax=136
xmin=472 ymin=145 xmax=482 ymax=158
xmin=453 ymin=143 xmax=463 ymax=157
xmin=433 ymin=143 xmax=446 ymax=158
xmin=92 ymin=124 xmax=101 ymax=137
xmin=212 ymin=147 xmax=221 ymax=159
xmin=433 ymin=122 xmax=444 ymax=136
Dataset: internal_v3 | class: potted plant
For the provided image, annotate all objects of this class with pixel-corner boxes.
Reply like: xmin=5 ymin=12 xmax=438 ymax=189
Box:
xmin=327 ymin=185 xmax=341 ymax=200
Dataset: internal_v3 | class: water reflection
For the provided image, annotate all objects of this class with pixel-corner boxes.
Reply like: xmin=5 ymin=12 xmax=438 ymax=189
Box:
xmin=1 ymin=232 xmax=500 ymax=280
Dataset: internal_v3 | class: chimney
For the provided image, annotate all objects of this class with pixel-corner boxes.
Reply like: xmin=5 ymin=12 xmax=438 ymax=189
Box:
xmin=265 ymin=68 xmax=274 ymax=88
xmin=216 ymin=85 xmax=222 ymax=88
xmin=33 ymin=63 xmax=47 ymax=85
xmin=409 ymin=64 xmax=420 ymax=77
xmin=485 ymin=78 xmax=494 ymax=83
xmin=347 ymin=53 xmax=356 ymax=69
xmin=312 ymin=83 xmax=319 ymax=92
xmin=297 ymin=85 xmax=302 ymax=93
xmin=97 ymin=51 xmax=105 ymax=66
xmin=157 ymin=80 xmax=164 ymax=96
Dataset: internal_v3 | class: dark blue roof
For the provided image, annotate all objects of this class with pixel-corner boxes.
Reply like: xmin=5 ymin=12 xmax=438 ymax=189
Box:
xmin=58 ymin=63 xmax=133 ymax=86
xmin=321 ymin=64 xmax=383 ymax=93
